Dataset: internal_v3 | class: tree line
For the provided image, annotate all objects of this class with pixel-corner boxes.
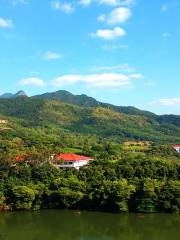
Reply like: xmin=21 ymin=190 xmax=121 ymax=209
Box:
xmin=0 ymin=154 xmax=179 ymax=213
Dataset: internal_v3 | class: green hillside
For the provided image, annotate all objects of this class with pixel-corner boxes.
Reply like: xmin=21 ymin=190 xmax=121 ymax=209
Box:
xmin=0 ymin=92 xmax=180 ymax=214
xmin=0 ymin=94 xmax=180 ymax=145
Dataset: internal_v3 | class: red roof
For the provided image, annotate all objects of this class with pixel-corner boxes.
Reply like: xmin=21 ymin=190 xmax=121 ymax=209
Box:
xmin=16 ymin=156 xmax=25 ymax=162
xmin=172 ymin=145 xmax=180 ymax=148
xmin=56 ymin=153 xmax=93 ymax=162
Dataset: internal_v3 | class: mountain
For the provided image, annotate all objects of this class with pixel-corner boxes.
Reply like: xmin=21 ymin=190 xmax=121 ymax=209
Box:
xmin=15 ymin=90 xmax=27 ymax=97
xmin=0 ymin=92 xmax=180 ymax=144
xmin=33 ymin=90 xmax=157 ymax=118
xmin=0 ymin=90 xmax=27 ymax=99
xmin=33 ymin=90 xmax=100 ymax=107
xmin=0 ymin=93 xmax=14 ymax=99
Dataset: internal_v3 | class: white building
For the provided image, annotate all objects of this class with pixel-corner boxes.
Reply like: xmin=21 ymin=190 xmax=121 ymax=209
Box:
xmin=52 ymin=153 xmax=93 ymax=170
xmin=0 ymin=120 xmax=8 ymax=124
xmin=172 ymin=145 xmax=180 ymax=153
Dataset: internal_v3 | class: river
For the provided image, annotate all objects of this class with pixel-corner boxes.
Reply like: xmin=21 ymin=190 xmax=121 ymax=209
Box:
xmin=0 ymin=210 xmax=179 ymax=240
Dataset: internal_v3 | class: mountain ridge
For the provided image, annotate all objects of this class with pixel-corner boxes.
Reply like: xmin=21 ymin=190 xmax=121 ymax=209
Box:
xmin=0 ymin=90 xmax=179 ymax=119
xmin=0 ymin=92 xmax=179 ymax=143
xmin=0 ymin=90 xmax=27 ymax=99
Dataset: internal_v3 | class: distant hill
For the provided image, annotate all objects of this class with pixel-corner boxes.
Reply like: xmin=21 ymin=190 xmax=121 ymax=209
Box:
xmin=33 ymin=90 xmax=100 ymax=107
xmin=0 ymin=90 xmax=27 ymax=99
xmin=0 ymin=91 xmax=179 ymax=143
xmin=33 ymin=90 xmax=157 ymax=118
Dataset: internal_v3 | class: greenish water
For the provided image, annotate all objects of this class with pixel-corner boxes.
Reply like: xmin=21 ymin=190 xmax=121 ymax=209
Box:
xmin=0 ymin=211 xmax=179 ymax=240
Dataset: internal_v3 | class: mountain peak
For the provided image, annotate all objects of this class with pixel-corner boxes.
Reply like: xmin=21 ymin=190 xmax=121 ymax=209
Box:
xmin=15 ymin=90 xmax=27 ymax=97
xmin=0 ymin=90 xmax=28 ymax=99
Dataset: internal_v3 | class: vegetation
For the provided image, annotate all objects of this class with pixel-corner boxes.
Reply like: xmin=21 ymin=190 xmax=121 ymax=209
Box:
xmin=0 ymin=94 xmax=180 ymax=144
xmin=0 ymin=92 xmax=179 ymax=213
xmin=0 ymin=139 xmax=179 ymax=213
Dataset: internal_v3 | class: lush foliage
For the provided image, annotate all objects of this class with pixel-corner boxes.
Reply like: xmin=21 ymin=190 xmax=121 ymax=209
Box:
xmin=0 ymin=93 xmax=180 ymax=145
xmin=0 ymin=146 xmax=179 ymax=213
xmin=0 ymin=93 xmax=179 ymax=213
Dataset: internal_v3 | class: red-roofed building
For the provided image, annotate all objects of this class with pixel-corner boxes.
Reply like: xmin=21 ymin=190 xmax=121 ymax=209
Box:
xmin=15 ymin=156 xmax=25 ymax=162
xmin=172 ymin=145 xmax=180 ymax=153
xmin=52 ymin=153 xmax=93 ymax=170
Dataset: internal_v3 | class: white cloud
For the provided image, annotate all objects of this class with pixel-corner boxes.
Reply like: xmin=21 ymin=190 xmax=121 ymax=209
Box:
xmin=52 ymin=75 xmax=82 ymax=86
xmin=129 ymin=73 xmax=143 ymax=79
xmin=91 ymin=27 xmax=126 ymax=40
xmin=18 ymin=78 xmax=45 ymax=87
xmin=151 ymin=98 xmax=180 ymax=106
xmin=92 ymin=63 xmax=133 ymax=72
xmin=0 ymin=17 xmax=13 ymax=28
xmin=102 ymin=44 xmax=128 ymax=50
xmin=51 ymin=0 xmax=135 ymax=11
xmin=99 ymin=0 xmax=135 ymax=6
xmin=161 ymin=32 xmax=171 ymax=38
xmin=161 ymin=1 xmax=180 ymax=12
xmin=43 ymin=51 xmax=63 ymax=60
xmin=51 ymin=1 xmax=74 ymax=14
xmin=161 ymin=2 xmax=169 ymax=12
xmin=51 ymin=72 xmax=142 ymax=87
xmin=79 ymin=0 xmax=92 ymax=6
xmin=99 ymin=7 xmax=132 ymax=25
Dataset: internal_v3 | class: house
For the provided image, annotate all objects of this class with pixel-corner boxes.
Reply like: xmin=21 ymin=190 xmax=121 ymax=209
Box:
xmin=0 ymin=120 xmax=8 ymax=124
xmin=52 ymin=153 xmax=93 ymax=170
xmin=172 ymin=145 xmax=180 ymax=153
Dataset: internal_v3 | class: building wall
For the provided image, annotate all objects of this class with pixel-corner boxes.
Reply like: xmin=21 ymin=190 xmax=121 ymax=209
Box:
xmin=176 ymin=148 xmax=180 ymax=153
xmin=0 ymin=120 xmax=8 ymax=124
xmin=174 ymin=147 xmax=180 ymax=153
xmin=55 ymin=160 xmax=90 ymax=170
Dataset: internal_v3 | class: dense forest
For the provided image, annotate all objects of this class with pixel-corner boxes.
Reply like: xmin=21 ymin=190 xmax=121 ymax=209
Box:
xmin=0 ymin=91 xmax=180 ymax=213
xmin=0 ymin=148 xmax=180 ymax=213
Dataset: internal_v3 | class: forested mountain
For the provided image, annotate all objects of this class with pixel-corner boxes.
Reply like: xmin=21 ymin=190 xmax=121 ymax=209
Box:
xmin=0 ymin=90 xmax=27 ymax=99
xmin=0 ymin=91 xmax=180 ymax=143
xmin=33 ymin=90 xmax=156 ymax=118
xmin=0 ymin=91 xmax=180 ymax=214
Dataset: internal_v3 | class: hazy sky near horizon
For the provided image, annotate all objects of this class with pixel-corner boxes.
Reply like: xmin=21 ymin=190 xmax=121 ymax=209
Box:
xmin=0 ymin=0 xmax=180 ymax=114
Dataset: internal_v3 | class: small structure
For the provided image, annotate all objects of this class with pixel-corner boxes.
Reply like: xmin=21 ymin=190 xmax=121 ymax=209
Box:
xmin=0 ymin=120 xmax=8 ymax=124
xmin=172 ymin=145 xmax=180 ymax=153
xmin=124 ymin=141 xmax=150 ymax=147
xmin=52 ymin=153 xmax=93 ymax=170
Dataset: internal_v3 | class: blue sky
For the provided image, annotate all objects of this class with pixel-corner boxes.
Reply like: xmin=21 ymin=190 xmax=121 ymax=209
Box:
xmin=0 ymin=0 xmax=180 ymax=114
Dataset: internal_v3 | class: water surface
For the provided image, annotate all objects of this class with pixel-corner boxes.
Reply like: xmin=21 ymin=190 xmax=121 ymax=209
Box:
xmin=0 ymin=210 xmax=179 ymax=240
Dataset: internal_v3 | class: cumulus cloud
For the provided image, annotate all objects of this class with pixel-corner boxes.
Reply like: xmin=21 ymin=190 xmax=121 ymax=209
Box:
xmin=43 ymin=51 xmax=63 ymax=60
xmin=98 ymin=7 xmax=132 ymax=24
xmin=18 ymin=77 xmax=45 ymax=87
xmin=102 ymin=44 xmax=128 ymax=50
xmin=51 ymin=72 xmax=143 ymax=87
xmin=151 ymin=98 xmax=180 ymax=106
xmin=99 ymin=0 xmax=135 ymax=6
xmin=0 ymin=17 xmax=13 ymax=28
xmin=91 ymin=27 xmax=126 ymax=40
xmin=79 ymin=0 xmax=92 ymax=6
xmin=91 ymin=63 xmax=133 ymax=72
xmin=129 ymin=73 xmax=143 ymax=79
xmin=51 ymin=1 xmax=74 ymax=13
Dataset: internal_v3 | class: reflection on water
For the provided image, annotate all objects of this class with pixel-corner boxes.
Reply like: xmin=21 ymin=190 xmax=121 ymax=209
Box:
xmin=0 ymin=210 xmax=179 ymax=240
